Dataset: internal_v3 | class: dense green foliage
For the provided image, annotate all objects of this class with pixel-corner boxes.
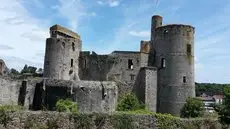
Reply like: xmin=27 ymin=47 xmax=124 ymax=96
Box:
xmin=21 ymin=64 xmax=37 ymax=74
xmin=10 ymin=68 xmax=20 ymax=75
xmin=0 ymin=105 xmax=24 ymax=127
xmin=0 ymin=108 xmax=222 ymax=129
xmin=196 ymin=82 xmax=230 ymax=96
xmin=181 ymin=97 xmax=204 ymax=118
xmin=116 ymin=93 xmax=145 ymax=111
xmin=215 ymin=86 xmax=230 ymax=126
xmin=55 ymin=98 xmax=78 ymax=113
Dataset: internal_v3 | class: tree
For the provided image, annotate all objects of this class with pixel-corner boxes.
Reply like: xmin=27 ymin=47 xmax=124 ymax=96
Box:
xmin=21 ymin=64 xmax=37 ymax=74
xmin=180 ymin=97 xmax=204 ymax=118
xmin=21 ymin=64 xmax=29 ymax=74
xmin=116 ymin=93 xmax=145 ymax=111
xmin=10 ymin=68 xmax=19 ymax=75
xmin=215 ymin=86 xmax=230 ymax=126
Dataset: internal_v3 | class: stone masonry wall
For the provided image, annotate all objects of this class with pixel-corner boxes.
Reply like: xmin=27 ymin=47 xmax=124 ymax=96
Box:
xmin=79 ymin=51 xmax=150 ymax=99
xmin=134 ymin=67 xmax=157 ymax=112
xmin=43 ymin=79 xmax=118 ymax=113
xmin=0 ymin=77 xmax=20 ymax=105
xmin=0 ymin=77 xmax=41 ymax=110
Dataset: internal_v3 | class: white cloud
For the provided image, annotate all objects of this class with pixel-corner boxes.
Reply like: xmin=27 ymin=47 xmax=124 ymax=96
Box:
xmin=0 ymin=44 xmax=13 ymax=50
xmin=129 ymin=31 xmax=150 ymax=37
xmin=97 ymin=0 xmax=120 ymax=7
xmin=108 ymin=0 xmax=120 ymax=7
xmin=0 ymin=0 xmax=48 ymax=70
xmin=55 ymin=0 xmax=96 ymax=31
xmin=55 ymin=0 xmax=86 ymax=31
xmin=97 ymin=1 xmax=104 ymax=5
xmin=91 ymin=12 xmax=97 ymax=17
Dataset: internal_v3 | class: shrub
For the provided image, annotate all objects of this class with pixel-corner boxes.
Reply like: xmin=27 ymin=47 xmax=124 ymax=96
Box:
xmin=0 ymin=105 xmax=24 ymax=127
xmin=181 ymin=97 xmax=204 ymax=118
xmin=215 ymin=86 xmax=230 ymax=126
xmin=55 ymin=98 xmax=78 ymax=113
xmin=116 ymin=93 xmax=145 ymax=111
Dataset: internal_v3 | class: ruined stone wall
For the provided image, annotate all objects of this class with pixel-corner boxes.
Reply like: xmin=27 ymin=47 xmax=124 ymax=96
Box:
xmin=108 ymin=51 xmax=141 ymax=84
xmin=0 ymin=77 xmax=20 ymax=105
xmin=0 ymin=77 xmax=39 ymax=110
xmin=154 ymin=24 xmax=195 ymax=116
xmin=43 ymin=79 xmax=118 ymax=113
xmin=79 ymin=51 xmax=150 ymax=98
xmin=79 ymin=51 xmax=115 ymax=81
xmin=134 ymin=67 xmax=157 ymax=112
xmin=43 ymin=37 xmax=82 ymax=80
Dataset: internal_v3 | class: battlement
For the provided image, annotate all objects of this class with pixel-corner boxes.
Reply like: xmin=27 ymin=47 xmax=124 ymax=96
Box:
xmin=50 ymin=24 xmax=81 ymax=39
xmin=155 ymin=24 xmax=195 ymax=37
xmin=111 ymin=51 xmax=140 ymax=54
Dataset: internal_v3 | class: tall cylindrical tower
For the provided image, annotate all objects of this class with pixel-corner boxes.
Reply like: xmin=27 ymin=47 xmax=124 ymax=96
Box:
xmin=154 ymin=24 xmax=195 ymax=116
xmin=43 ymin=25 xmax=82 ymax=80
xmin=151 ymin=15 xmax=163 ymax=41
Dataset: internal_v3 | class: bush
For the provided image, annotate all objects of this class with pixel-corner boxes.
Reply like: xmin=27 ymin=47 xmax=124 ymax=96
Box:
xmin=0 ymin=105 xmax=24 ymax=127
xmin=215 ymin=86 xmax=230 ymax=126
xmin=55 ymin=98 xmax=78 ymax=113
xmin=116 ymin=93 xmax=145 ymax=111
xmin=181 ymin=97 xmax=204 ymax=118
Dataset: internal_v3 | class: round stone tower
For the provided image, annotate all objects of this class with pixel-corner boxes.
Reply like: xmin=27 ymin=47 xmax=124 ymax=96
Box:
xmin=151 ymin=15 xmax=163 ymax=41
xmin=43 ymin=25 xmax=82 ymax=80
xmin=153 ymin=23 xmax=195 ymax=116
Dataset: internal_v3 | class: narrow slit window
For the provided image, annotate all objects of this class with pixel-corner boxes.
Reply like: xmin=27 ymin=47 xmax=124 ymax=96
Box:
xmin=187 ymin=44 xmax=192 ymax=55
xmin=161 ymin=58 xmax=166 ymax=68
xmin=128 ymin=59 xmax=133 ymax=69
xmin=84 ymin=59 xmax=87 ymax=69
xmin=130 ymin=74 xmax=135 ymax=81
xmin=183 ymin=76 xmax=186 ymax=83
xmin=71 ymin=59 xmax=73 ymax=67
xmin=72 ymin=42 xmax=75 ymax=51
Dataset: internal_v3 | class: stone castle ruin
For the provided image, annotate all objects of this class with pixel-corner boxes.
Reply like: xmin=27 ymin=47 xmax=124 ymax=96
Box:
xmin=0 ymin=15 xmax=195 ymax=116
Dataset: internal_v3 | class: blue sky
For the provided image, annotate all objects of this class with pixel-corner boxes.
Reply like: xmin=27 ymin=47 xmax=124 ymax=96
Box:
xmin=0 ymin=0 xmax=230 ymax=83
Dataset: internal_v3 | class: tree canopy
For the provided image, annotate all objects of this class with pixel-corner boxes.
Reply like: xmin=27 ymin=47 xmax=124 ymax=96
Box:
xmin=181 ymin=97 xmax=204 ymax=118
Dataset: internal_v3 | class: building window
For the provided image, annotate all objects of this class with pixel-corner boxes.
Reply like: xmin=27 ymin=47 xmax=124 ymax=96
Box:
xmin=130 ymin=74 xmax=135 ymax=81
xmin=72 ymin=42 xmax=75 ymax=51
xmin=84 ymin=59 xmax=87 ymax=69
xmin=71 ymin=59 xmax=73 ymax=67
xmin=187 ymin=44 xmax=192 ymax=55
xmin=183 ymin=76 xmax=186 ymax=83
xmin=164 ymin=29 xmax=168 ymax=34
xmin=161 ymin=58 xmax=166 ymax=68
xmin=128 ymin=59 xmax=133 ymax=69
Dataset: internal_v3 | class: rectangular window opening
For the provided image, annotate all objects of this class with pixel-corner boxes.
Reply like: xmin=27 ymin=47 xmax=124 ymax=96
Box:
xmin=72 ymin=42 xmax=75 ymax=51
xmin=130 ymin=74 xmax=135 ymax=81
xmin=128 ymin=59 xmax=133 ymax=69
xmin=161 ymin=58 xmax=166 ymax=68
xmin=71 ymin=59 xmax=73 ymax=67
xmin=187 ymin=44 xmax=192 ymax=55
xmin=84 ymin=59 xmax=87 ymax=69
xmin=183 ymin=76 xmax=186 ymax=83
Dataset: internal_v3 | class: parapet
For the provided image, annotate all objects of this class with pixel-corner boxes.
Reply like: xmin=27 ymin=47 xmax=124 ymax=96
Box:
xmin=155 ymin=24 xmax=195 ymax=37
xmin=50 ymin=24 xmax=81 ymax=39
